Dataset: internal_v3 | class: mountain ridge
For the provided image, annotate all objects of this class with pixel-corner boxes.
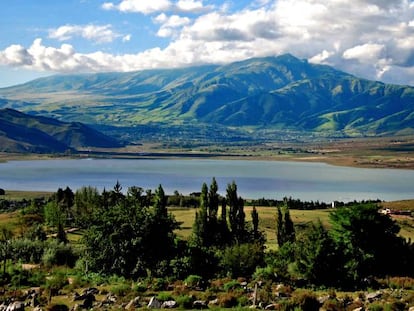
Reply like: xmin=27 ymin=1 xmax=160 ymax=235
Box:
xmin=1 ymin=54 xmax=414 ymax=137
xmin=0 ymin=108 xmax=123 ymax=153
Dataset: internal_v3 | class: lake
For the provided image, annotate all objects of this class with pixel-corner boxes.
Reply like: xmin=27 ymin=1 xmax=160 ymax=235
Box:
xmin=0 ymin=158 xmax=413 ymax=202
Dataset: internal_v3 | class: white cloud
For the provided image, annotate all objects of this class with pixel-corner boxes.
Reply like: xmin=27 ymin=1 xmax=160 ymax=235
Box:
xmin=102 ymin=0 xmax=211 ymax=14
xmin=154 ymin=14 xmax=191 ymax=37
xmin=343 ymin=43 xmax=386 ymax=63
xmin=2 ymin=0 xmax=414 ymax=85
xmin=49 ymin=24 xmax=121 ymax=44
xmin=0 ymin=44 xmax=33 ymax=66
xmin=102 ymin=0 xmax=172 ymax=14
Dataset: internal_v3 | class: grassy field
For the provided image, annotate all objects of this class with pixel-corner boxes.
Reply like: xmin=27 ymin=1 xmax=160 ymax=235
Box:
xmin=171 ymin=204 xmax=414 ymax=247
xmin=0 ymin=190 xmax=52 ymax=201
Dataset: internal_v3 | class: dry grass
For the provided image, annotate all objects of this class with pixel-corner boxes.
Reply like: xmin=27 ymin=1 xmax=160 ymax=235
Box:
xmin=1 ymin=190 xmax=52 ymax=201
xmin=172 ymin=205 xmax=414 ymax=246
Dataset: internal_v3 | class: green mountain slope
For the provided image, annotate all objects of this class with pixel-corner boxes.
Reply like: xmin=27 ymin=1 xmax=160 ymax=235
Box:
xmin=0 ymin=109 xmax=122 ymax=153
xmin=1 ymin=54 xmax=414 ymax=136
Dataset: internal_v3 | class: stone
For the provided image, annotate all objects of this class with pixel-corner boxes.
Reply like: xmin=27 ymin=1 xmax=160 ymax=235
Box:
xmin=125 ymin=297 xmax=141 ymax=310
xmin=6 ymin=302 xmax=25 ymax=311
xmin=192 ymin=300 xmax=208 ymax=309
xmin=365 ymin=291 xmax=382 ymax=302
xmin=161 ymin=300 xmax=177 ymax=308
xmin=148 ymin=297 xmax=162 ymax=309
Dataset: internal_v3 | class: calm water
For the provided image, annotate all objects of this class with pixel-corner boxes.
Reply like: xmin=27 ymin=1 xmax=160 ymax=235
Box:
xmin=0 ymin=158 xmax=414 ymax=202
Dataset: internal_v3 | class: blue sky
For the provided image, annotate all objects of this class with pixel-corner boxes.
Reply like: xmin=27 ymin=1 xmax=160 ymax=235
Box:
xmin=1 ymin=0 xmax=414 ymax=87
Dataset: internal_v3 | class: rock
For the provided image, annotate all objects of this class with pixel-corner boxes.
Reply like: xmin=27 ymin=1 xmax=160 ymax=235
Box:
xmin=352 ymin=307 xmax=364 ymax=311
xmin=148 ymin=297 xmax=162 ymax=309
xmin=81 ymin=294 xmax=95 ymax=309
xmin=408 ymin=307 xmax=414 ymax=311
xmin=208 ymin=298 xmax=219 ymax=306
xmin=265 ymin=304 xmax=280 ymax=310
xmin=192 ymin=300 xmax=208 ymax=309
xmin=125 ymin=297 xmax=141 ymax=310
xmin=6 ymin=301 xmax=25 ymax=311
xmin=161 ymin=300 xmax=177 ymax=308
xmin=82 ymin=287 xmax=99 ymax=296
xmin=365 ymin=291 xmax=382 ymax=302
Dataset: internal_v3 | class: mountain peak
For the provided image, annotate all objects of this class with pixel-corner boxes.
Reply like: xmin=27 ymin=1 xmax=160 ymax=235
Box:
xmin=1 ymin=55 xmax=414 ymax=136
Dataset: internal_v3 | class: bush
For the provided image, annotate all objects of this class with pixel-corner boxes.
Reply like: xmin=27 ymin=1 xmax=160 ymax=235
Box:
xmin=157 ymin=291 xmax=173 ymax=301
xmin=184 ymin=274 xmax=203 ymax=288
xmin=218 ymin=292 xmax=239 ymax=308
xmin=292 ymin=290 xmax=320 ymax=311
xmin=224 ymin=280 xmax=241 ymax=292
xmin=110 ymin=283 xmax=131 ymax=296
xmin=175 ymin=295 xmax=194 ymax=309
xmin=152 ymin=278 xmax=168 ymax=291
xmin=46 ymin=304 xmax=69 ymax=311
xmin=42 ymin=240 xmax=78 ymax=267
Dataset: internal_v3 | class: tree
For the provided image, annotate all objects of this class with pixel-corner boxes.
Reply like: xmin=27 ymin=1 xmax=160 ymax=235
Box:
xmin=44 ymin=201 xmax=67 ymax=243
xmin=276 ymin=205 xmax=295 ymax=247
xmin=295 ymin=221 xmax=344 ymax=287
xmin=83 ymin=184 xmax=180 ymax=278
xmin=0 ymin=226 xmax=13 ymax=274
xmin=227 ymin=181 xmax=246 ymax=243
xmin=329 ymin=203 xmax=411 ymax=283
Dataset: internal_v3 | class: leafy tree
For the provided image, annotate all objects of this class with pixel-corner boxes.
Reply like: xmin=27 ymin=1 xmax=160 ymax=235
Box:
xmin=82 ymin=184 xmax=178 ymax=278
xmin=73 ymin=186 xmax=100 ymax=227
xmin=44 ymin=201 xmax=67 ymax=243
xmin=219 ymin=243 xmax=264 ymax=278
xmin=0 ymin=226 xmax=13 ymax=273
xmin=295 ymin=221 xmax=344 ymax=287
xmin=276 ymin=205 xmax=295 ymax=247
xmin=227 ymin=181 xmax=246 ymax=243
xmin=329 ymin=203 xmax=410 ymax=283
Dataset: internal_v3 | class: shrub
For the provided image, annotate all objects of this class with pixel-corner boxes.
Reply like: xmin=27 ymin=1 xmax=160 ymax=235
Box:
xmin=224 ymin=280 xmax=241 ymax=292
xmin=110 ymin=283 xmax=131 ymax=296
xmin=292 ymin=290 xmax=320 ymax=311
xmin=175 ymin=295 xmax=194 ymax=309
xmin=152 ymin=277 xmax=168 ymax=291
xmin=184 ymin=274 xmax=203 ymax=288
xmin=46 ymin=304 xmax=69 ymax=311
xmin=157 ymin=291 xmax=173 ymax=301
xmin=218 ymin=292 xmax=239 ymax=308
xmin=42 ymin=240 xmax=78 ymax=267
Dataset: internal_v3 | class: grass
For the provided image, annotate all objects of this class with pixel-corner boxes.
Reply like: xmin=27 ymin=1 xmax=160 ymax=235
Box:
xmin=172 ymin=206 xmax=336 ymax=249
xmin=0 ymin=190 xmax=52 ymax=201
xmin=171 ymin=205 xmax=413 ymax=247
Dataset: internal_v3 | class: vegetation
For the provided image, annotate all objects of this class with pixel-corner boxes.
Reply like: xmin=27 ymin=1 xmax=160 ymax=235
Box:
xmin=0 ymin=181 xmax=413 ymax=310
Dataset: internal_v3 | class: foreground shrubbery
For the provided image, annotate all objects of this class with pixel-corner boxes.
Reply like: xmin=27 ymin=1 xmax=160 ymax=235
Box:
xmin=0 ymin=179 xmax=413 ymax=309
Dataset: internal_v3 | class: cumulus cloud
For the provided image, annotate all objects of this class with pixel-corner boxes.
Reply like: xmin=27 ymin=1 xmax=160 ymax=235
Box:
xmin=102 ymin=0 xmax=211 ymax=14
xmin=154 ymin=13 xmax=191 ymax=37
xmin=2 ymin=0 xmax=414 ymax=85
xmin=49 ymin=24 xmax=121 ymax=43
xmin=102 ymin=0 xmax=172 ymax=14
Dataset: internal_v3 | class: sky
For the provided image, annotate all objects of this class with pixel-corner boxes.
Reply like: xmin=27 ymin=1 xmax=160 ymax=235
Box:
xmin=1 ymin=0 xmax=414 ymax=87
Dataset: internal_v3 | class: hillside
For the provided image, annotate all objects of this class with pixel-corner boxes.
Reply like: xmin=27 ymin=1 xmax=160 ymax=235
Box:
xmin=1 ymin=54 xmax=414 ymax=136
xmin=0 ymin=108 xmax=122 ymax=153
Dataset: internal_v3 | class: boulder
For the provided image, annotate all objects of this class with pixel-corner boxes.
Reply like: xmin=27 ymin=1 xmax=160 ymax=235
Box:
xmin=81 ymin=294 xmax=95 ymax=309
xmin=192 ymin=300 xmax=208 ymax=309
xmin=6 ymin=301 xmax=25 ymax=311
xmin=365 ymin=291 xmax=382 ymax=302
xmin=161 ymin=300 xmax=177 ymax=308
xmin=125 ymin=297 xmax=141 ymax=310
xmin=147 ymin=297 xmax=162 ymax=309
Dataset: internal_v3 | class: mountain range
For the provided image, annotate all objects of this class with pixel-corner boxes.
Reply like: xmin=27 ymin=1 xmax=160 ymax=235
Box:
xmin=1 ymin=54 xmax=414 ymax=137
xmin=0 ymin=108 xmax=122 ymax=153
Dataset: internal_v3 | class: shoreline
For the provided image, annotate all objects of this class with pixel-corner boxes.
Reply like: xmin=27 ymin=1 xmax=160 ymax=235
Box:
xmin=2 ymin=150 xmax=414 ymax=170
